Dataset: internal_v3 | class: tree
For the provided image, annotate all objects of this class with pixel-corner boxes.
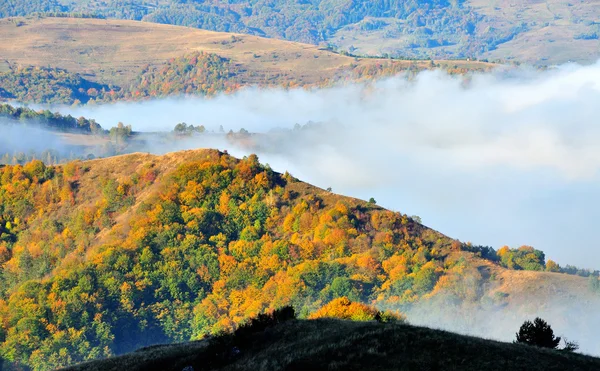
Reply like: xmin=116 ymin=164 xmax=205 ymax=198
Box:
xmin=562 ymin=338 xmax=580 ymax=352
xmin=368 ymin=197 xmax=376 ymax=204
xmin=545 ymin=259 xmax=560 ymax=272
xmin=515 ymin=317 xmax=561 ymax=349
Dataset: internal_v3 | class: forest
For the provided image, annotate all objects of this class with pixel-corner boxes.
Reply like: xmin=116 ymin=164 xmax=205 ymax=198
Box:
xmin=0 ymin=51 xmax=493 ymax=105
xmin=0 ymin=53 xmax=238 ymax=105
xmin=0 ymin=104 xmax=103 ymax=133
xmin=0 ymin=0 xmax=525 ymax=59
xmin=0 ymin=150 xmax=596 ymax=370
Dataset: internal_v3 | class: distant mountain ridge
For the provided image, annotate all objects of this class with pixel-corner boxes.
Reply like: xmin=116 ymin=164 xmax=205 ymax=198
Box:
xmin=0 ymin=18 xmax=493 ymax=104
xmin=1 ymin=0 xmax=599 ymax=64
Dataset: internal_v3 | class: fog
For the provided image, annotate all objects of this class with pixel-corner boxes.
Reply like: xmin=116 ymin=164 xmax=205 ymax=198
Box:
xmin=0 ymin=122 xmax=68 ymax=156
xmin=64 ymin=61 xmax=600 ymax=272
xmin=407 ymin=291 xmax=600 ymax=356
xmin=15 ymin=60 xmax=600 ymax=356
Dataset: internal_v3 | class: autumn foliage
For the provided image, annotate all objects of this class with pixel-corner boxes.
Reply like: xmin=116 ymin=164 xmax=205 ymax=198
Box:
xmin=309 ymin=297 xmax=405 ymax=323
xmin=0 ymin=150 xmax=463 ymax=370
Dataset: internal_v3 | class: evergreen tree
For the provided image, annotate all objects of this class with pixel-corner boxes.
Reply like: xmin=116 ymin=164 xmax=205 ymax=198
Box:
xmin=515 ymin=318 xmax=561 ymax=349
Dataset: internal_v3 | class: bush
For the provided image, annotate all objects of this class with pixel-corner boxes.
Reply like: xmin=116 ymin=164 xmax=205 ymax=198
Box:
xmin=309 ymin=297 xmax=406 ymax=323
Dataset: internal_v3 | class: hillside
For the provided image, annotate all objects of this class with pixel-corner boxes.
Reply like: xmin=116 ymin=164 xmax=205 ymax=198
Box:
xmin=0 ymin=149 xmax=598 ymax=370
xmin=0 ymin=17 xmax=494 ymax=104
xmin=1 ymin=1 xmax=599 ymax=64
xmin=63 ymin=319 xmax=600 ymax=371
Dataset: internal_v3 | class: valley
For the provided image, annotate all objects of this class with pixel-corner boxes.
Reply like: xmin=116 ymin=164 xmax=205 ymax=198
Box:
xmin=1 ymin=4 xmax=600 ymax=370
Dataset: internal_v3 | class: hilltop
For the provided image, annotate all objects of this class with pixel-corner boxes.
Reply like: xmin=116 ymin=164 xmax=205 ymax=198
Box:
xmin=0 ymin=18 xmax=495 ymax=104
xmin=63 ymin=319 xmax=600 ymax=371
xmin=0 ymin=149 xmax=598 ymax=370
xmin=0 ymin=17 xmax=491 ymax=88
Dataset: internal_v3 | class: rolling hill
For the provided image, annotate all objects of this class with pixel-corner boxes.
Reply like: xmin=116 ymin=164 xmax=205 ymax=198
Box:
xmin=61 ymin=319 xmax=600 ymax=371
xmin=1 ymin=1 xmax=599 ymax=64
xmin=0 ymin=17 xmax=490 ymax=88
xmin=0 ymin=149 xmax=598 ymax=370
xmin=0 ymin=17 xmax=493 ymax=104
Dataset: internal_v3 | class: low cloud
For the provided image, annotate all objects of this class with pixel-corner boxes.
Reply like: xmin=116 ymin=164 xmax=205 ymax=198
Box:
xmin=33 ymin=60 xmax=600 ymax=356
xmin=61 ymin=61 xmax=600 ymax=270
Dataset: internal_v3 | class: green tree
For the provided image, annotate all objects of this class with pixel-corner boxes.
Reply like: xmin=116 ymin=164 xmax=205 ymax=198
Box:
xmin=515 ymin=318 xmax=561 ymax=349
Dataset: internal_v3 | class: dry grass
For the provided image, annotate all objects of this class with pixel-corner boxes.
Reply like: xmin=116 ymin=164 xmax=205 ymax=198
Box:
xmin=0 ymin=17 xmax=494 ymax=87
xmin=471 ymin=0 xmax=600 ymax=64
xmin=330 ymin=0 xmax=600 ymax=65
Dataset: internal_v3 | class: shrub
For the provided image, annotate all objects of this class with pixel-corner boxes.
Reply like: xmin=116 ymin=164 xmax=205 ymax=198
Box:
xmin=309 ymin=297 xmax=406 ymax=323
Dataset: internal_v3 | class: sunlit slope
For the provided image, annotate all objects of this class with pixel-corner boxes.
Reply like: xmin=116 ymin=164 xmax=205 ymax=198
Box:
xmin=0 ymin=149 xmax=596 ymax=370
xmin=329 ymin=0 xmax=600 ymax=64
xmin=471 ymin=0 xmax=600 ymax=64
xmin=0 ymin=17 xmax=494 ymax=87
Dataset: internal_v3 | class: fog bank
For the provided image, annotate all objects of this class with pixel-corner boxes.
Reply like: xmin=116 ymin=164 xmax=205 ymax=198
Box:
xmin=61 ymin=61 xmax=600 ymax=271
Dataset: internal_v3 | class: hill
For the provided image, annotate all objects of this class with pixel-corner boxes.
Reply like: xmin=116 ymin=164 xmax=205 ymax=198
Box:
xmin=0 ymin=17 xmax=494 ymax=104
xmin=62 ymin=319 xmax=600 ymax=371
xmin=1 ymin=1 xmax=599 ymax=64
xmin=0 ymin=149 xmax=598 ymax=370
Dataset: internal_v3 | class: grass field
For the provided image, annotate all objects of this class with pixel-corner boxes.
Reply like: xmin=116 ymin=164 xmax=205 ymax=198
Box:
xmin=0 ymin=17 xmax=495 ymax=87
xmin=62 ymin=318 xmax=600 ymax=371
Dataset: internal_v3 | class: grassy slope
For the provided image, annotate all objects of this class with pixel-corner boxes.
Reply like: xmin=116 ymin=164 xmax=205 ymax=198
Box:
xmin=62 ymin=319 xmax=600 ymax=371
xmin=330 ymin=0 xmax=600 ymax=65
xmin=20 ymin=149 xmax=598 ymax=312
xmin=58 ymin=150 xmax=599 ymax=326
xmin=471 ymin=0 xmax=600 ymax=64
xmin=0 ymin=17 xmax=494 ymax=87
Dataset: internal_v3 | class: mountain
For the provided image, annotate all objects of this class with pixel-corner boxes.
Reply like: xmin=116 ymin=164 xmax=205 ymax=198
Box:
xmin=0 ymin=149 xmax=598 ymax=370
xmin=62 ymin=318 xmax=600 ymax=371
xmin=0 ymin=17 xmax=493 ymax=104
xmin=1 ymin=1 xmax=599 ymax=64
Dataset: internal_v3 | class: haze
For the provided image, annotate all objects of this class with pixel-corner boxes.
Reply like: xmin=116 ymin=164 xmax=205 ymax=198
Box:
xmin=63 ymin=61 xmax=600 ymax=270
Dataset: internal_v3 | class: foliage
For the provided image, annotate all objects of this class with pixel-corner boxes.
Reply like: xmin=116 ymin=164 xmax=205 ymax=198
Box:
xmin=0 ymin=150 xmax=457 ymax=370
xmin=0 ymin=52 xmax=243 ymax=104
xmin=0 ymin=1 xmax=494 ymax=59
xmin=0 ymin=150 xmax=594 ymax=370
xmin=309 ymin=297 xmax=404 ymax=323
xmin=496 ymin=245 xmax=545 ymax=271
xmin=0 ymin=65 xmax=111 ymax=105
xmin=173 ymin=123 xmax=206 ymax=135
xmin=515 ymin=317 xmax=561 ymax=349
xmin=562 ymin=338 xmax=580 ymax=353
xmin=209 ymin=305 xmax=296 ymax=358
xmin=0 ymin=0 xmax=64 ymax=17
xmin=0 ymin=103 xmax=103 ymax=133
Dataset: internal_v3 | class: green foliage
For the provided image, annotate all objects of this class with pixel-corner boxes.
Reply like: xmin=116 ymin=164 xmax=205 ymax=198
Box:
xmin=0 ymin=65 xmax=112 ymax=105
xmin=0 ymin=0 xmax=64 ymax=17
xmin=173 ymin=122 xmax=206 ymax=135
xmin=515 ymin=317 xmax=561 ymax=349
xmin=0 ymin=103 xmax=103 ymax=133
xmin=0 ymin=0 xmax=524 ymax=60
xmin=0 ymin=52 xmax=242 ymax=104
xmin=497 ymin=246 xmax=545 ymax=271
xmin=0 ymin=151 xmax=458 ymax=370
